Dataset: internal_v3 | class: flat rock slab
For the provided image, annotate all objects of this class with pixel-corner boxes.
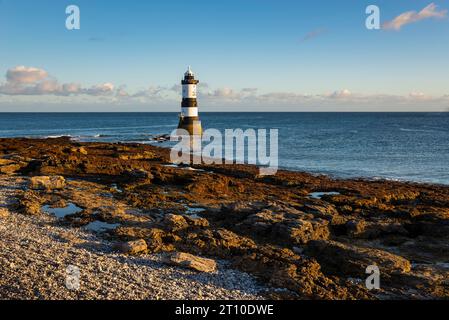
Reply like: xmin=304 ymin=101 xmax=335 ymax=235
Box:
xmin=306 ymin=240 xmax=412 ymax=277
xmin=29 ymin=176 xmax=66 ymax=190
xmin=164 ymin=252 xmax=217 ymax=273
xmin=115 ymin=239 xmax=148 ymax=255
xmin=0 ymin=164 xmax=22 ymax=174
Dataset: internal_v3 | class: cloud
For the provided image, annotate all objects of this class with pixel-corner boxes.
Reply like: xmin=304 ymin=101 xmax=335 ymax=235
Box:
xmin=6 ymin=66 xmax=48 ymax=84
xmin=300 ymin=28 xmax=327 ymax=42
xmin=2 ymin=65 xmax=448 ymax=111
xmin=383 ymin=3 xmax=447 ymax=31
xmin=62 ymin=83 xmax=82 ymax=95
xmin=0 ymin=66 xmax=116 ymax=97
xmin=328 ymin=89 xmax=352 ymax=99
xmin=132 ymin=86 xmax=171 ymax=99
xmin=241 ymin=88 xmax=258 ymax=94
xmin=200 ymin=87 xmax=260 ymax=101
xmin=116 ymin=85 xmax=129 ymax=97
xmin=84 ymin=83 xmax=115 ymax=96
xmin=258 ymin=92 xmax=309 ymax=101
xmin=211 ymin=87 xmax=235 ymax=98
xmin=409 ymin=91 xmax=427 ymax=99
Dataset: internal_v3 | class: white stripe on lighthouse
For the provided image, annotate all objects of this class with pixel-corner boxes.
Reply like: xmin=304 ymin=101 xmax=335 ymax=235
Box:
xmin=182 ymin=84 xmax=197 ymax=98
xmin=182 ymin=107 xmax=198 ymax=117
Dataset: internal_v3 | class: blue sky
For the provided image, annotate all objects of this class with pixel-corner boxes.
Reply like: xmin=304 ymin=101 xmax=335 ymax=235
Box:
xmin=0 ymin=0 xmax=448 ymax=111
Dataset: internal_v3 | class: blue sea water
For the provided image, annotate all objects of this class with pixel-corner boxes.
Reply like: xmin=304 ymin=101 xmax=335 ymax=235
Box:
xmin=0 ymin=112 xmax=448 ymax=185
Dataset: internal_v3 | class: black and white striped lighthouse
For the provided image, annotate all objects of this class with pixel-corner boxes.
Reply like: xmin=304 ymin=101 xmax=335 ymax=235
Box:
xmin=177 ymin=66 xmax=202 ymax=136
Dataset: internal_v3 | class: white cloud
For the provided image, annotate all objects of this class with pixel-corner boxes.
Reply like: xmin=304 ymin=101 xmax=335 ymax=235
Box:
xmin=409 ymin=92 xmax=427 ymax=99
xmin=116 ymin=85 xmax=129 ymax=97
xmin=257 ymin=92 xmax=308 ymax=101
xmin=328 ymin=89 xmax=352 ymax=99
xmin=1 ymin=65 xmax=448 ymax=111
xmin=6 ymin=66 xmax=48 ymax=84
xmin=84 ymin=83 xmax=115 ymax=96
xmin=383 ymin=3 xmax=447 ymax=31
xmin=0 ymin=66 xmax=116 ymax=97
xmin=211 ymin=87 xmax=236 ymax=98
xmin=62 ymin=83 xmax=82 ymax=95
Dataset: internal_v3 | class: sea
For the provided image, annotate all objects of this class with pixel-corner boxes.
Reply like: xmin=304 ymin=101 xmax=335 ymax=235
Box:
xmin=0 ymin=112 xmax=448 ymax=185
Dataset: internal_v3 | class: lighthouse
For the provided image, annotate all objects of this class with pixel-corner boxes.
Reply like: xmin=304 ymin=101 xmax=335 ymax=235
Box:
xmin=177 ymin=66 xmax=202 ymax=136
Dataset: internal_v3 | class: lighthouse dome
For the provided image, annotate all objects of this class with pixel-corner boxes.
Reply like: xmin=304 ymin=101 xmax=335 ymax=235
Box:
xmin=184 ymin=66 xmax=194 ymax=77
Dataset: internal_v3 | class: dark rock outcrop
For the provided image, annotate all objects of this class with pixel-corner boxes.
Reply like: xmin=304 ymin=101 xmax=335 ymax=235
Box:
xmin=1 ymin=137 xmax=448 ymax=299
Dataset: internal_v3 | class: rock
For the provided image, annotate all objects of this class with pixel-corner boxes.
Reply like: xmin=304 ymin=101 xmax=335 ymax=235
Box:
xmin=232 ymin=246 xmax=368 ymax=299
xmin=345 ymin=220 xmax=409 ymax=239
xmin=0 ymin=208 xmax=9 ymax=218
xmin=0 ymin=164 xmax=21 ymax=174
xmin=329 ymin=214 xmax=348 ymax=226
xmin=242 ymin=210 xmax=285 ymax=232
xmin=208 ymin=229 xmax=256 ymax=255
xmin=164 ymin=252 xmax=217 ymax=273
xmin=222 ymin=201 xmax=265 ymax=214
xmin=345 ymin=220 xmax=367 ymax=237
xmin=181 ymin=228 xmax=256 ymax=258
xmin=29 ymin=176 xmax=66 ymax=190
xmin=124 ymin=169 xmax=154 ymax=180
xmin=0 ymin=159 xmax=14 ymax=166
xmin=163 ymin=214 xmax=189 ymax=232
xmin=186 ymin=175 xmax=231 ymax=196
xmin=18 ymin=191 xmax=42 ymax=215
xmin=273 ymin=218 xmax=330 ymax=245
xmin=69 ymin=147 xmax=88 ymax=155
xmin=115 ymin=239 xmax=148 ymax=255
xmin=118 ymin=151 xmax=157 ymax=160
xmin=302 ymin=203 xmax=339 ymax=217
xmin=51 ymin=198 xmax=68 ymax=209
xmin=145 ymin=228 xmax=168 ymax=252
xmin=184 ymin=215 xmax=210 ymax=228
xmin=238 ymin=207 xmax=330 ymax=245
xmin=2 ymin=137 xmax=449 ymax=299
xmin=113 ymin=227 xmax=171 ymax=253
xmin=305 ymin=240 xmax=412 ymax=277
xmin=292 ymin=246 xmax=304 ymax=255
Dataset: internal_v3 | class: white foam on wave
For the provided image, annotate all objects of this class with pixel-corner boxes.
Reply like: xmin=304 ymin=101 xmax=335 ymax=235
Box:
xmin=399 ymin=128 xmax=436 ymax=133
xmin=45 ymin=135 xmax=72 ymax=139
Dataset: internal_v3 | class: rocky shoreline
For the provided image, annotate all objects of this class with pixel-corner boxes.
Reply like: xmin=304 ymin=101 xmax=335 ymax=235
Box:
xmin=0 ymin=137 xmax=448 ymax=299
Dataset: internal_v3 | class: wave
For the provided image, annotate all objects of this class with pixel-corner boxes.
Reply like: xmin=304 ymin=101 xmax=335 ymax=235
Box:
xmin=92 ymin=134 xmax=112 ymax=138
xmin=44 ymin=135 xmax=73 ymax=139
xmin=399 ymin=128 xmax=436 ymax=133
xmin=371 ymin=176 xmax=403 ymax=182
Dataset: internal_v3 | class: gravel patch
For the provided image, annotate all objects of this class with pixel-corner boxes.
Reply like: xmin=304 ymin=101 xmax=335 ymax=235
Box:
xmin=0 ymin=176 xmax=269 ymax=300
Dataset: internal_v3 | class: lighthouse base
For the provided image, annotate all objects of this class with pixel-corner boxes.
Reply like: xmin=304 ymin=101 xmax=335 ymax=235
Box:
xmin=177 ymin=116 xmax=202 ymax=136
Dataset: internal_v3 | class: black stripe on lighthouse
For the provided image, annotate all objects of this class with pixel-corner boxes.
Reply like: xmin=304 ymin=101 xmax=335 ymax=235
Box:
xmin=182 ymin=98 xmax=198 ymax=108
